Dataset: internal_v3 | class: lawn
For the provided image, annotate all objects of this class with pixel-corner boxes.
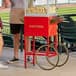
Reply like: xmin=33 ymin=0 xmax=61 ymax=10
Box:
xmin=57 ymin=7 xmax=76 ymax=15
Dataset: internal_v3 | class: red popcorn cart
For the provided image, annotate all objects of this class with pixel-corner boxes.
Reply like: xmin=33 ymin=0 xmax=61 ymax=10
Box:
xmin=24 ymin=0 xmax=59 ymax=69
xmin=24 ymin=16 xmax=58 ymax=36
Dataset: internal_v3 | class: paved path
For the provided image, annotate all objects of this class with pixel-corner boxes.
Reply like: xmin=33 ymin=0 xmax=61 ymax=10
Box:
xmin=0 ymin=47 xmax=76 ymax=76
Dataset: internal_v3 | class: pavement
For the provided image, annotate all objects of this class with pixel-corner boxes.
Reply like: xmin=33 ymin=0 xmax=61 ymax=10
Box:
xmin=0 ymin=47 xmax=76 ymax=76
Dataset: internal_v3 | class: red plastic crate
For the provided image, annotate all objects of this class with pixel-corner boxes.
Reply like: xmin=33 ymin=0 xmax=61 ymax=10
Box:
xmin=24 ymin=16 xmax=58 ymax=36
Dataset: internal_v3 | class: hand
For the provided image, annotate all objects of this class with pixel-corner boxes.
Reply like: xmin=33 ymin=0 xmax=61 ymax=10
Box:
xmin=50 ymin=16 xmax=64 ymax=24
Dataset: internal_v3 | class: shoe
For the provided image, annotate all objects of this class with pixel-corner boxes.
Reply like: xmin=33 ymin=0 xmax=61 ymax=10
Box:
xmin=27 ymin=56 xmax=31 ymax=61
xmin=27 ymin=56 xmax=32 ymax=62
xmin=27 ymin=56 xmax=33 ymax=64
xmin=0 ymin=63 xmax=8 ymax=69
xmin=7 ymin=58 xmax=19 ymax=64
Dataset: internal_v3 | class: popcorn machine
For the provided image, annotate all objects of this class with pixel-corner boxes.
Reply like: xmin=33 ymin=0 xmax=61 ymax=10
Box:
xmin=24 ymin=0 xmax=59 ymax=68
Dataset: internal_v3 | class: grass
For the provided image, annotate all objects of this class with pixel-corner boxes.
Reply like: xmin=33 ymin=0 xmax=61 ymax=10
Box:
xmin=57 ymin=7 xmax=76 ymax=15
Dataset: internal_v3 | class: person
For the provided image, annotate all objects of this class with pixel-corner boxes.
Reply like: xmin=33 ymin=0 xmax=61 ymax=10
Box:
xmin=0 ymin=17 xmax=8 ymax=68
xmin=4 ymin=0 xmax=32 ymax=63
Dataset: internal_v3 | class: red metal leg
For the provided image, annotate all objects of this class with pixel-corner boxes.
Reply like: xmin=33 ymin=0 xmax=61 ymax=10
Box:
xmin=24 ymin=36 xmax=27 ymax=68
xmin=32 ymin=36 xmax=35 ymax=66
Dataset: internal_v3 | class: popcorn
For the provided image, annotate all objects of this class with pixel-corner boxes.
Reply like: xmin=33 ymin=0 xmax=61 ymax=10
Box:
xmin=26 ymin=5 xmax=56 ymax=15
xmin=26 ymin=6 xmax=47 ymax=14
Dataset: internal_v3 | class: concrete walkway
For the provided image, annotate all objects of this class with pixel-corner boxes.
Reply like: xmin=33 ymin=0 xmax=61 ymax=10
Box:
xmin=0 ymin=47 xmax=76 ymax=76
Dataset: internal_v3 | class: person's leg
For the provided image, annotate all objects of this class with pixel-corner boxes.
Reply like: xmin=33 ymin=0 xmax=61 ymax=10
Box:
xmin=12 ymin=25 xmax=30 ymax=61
xmin=13 ymin=33 xmax=20 ymax=59
xmin=8 ymin=33 xmax=20 ymax=63
xmin=7 ymin=24 xmax=21 ymax=63
xmin=0 ymin=28 xmax=8 ymax=68
xmin=0 ymin=29 xmax=4 ymax=56
xmin=8 ymin=24 xmax=30 ymax=63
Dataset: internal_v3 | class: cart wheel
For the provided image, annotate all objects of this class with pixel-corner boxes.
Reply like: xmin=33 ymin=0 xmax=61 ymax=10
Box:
xmin=36 ymin=44 xmax=59 ymax=70
xmin=47 ymin=43 xmax=69 ymax=67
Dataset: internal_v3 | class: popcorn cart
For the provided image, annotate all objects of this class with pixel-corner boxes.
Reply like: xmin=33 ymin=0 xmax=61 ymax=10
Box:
xmin=24 ymin=0 xmax=59 ymax=69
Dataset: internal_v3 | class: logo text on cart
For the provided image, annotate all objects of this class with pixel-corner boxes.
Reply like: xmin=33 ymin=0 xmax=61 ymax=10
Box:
xmin=29 ymin=25 xmax=44 ymax=29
